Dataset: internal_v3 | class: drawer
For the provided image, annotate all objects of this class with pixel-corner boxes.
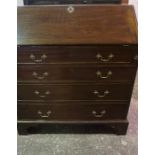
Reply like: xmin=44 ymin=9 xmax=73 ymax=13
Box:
xmin=17 ymin=64 xmax=137 ymax=83
xmin=17 ymin=104 xmax=128 ymax=120
xmin=17 ymin=45 xmax=137 ymax=64
xmin=17 ymin=84 xmax=133 ymax=101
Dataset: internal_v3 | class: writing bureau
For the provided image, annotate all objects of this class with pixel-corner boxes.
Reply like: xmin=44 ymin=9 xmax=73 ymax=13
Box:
xmin=17 ymin=5 xmax=138 ymax=135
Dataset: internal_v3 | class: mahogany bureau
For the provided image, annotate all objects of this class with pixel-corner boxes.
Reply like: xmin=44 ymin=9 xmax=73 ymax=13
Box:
xmin=17 ymin=5 xmax=138 ymax=135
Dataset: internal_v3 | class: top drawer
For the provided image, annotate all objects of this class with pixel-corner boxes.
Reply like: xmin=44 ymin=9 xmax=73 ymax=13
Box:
xmin=17 ymin=45 xmax=138 ymax=65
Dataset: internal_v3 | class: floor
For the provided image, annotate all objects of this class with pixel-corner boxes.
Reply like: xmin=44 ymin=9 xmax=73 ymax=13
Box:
xmin=17 ymin=1 xmax=138 ymax=155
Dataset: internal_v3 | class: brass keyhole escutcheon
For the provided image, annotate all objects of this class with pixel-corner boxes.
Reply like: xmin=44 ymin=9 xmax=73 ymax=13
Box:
xmin=67 ymin=6 xmax=75 ymax=14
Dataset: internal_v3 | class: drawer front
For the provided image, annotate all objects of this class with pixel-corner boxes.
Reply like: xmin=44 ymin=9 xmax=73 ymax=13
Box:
xmin=18 ymin=104 xmax=128 ymax=120
xmin=17 ymin=84 xmax=132 ymax=101
xmin=17 ymin=65 xmax=137 ymax=83
xmin=18 ymin=45 xmax=137 ymax=64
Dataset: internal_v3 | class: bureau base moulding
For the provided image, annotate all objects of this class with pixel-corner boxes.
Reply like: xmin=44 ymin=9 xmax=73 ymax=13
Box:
xmin=17 ymin=120 xmax=128 ymax=135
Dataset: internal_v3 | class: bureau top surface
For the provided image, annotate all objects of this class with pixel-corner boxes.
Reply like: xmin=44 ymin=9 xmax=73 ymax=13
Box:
xmin=17 ymin=5 xmax=137 ymax=45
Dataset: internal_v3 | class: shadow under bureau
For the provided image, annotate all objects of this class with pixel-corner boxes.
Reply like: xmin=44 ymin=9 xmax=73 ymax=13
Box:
xmin=17 ymin=5 xmax=138 ymax=135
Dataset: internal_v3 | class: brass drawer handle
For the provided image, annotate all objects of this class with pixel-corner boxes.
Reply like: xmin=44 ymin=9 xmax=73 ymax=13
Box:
xmin=93 ymin=90 xmax=110 ymax=98
xmin=96 ymin=70 xmax=112 ymax=79
xmin=38 ymin=110 xmax=52 ymax=118
xmin=96 ymin=53 xmax=114 ymax=62
xmin=92 ymin=110 xmax=106 ymax=118
xmin=30 ymin=54 xmax=47 ymax=62
xmin=34 ymin=90 xmax=51 ymax=98
xmin=32 ymin=72 xmax=49 ymax=80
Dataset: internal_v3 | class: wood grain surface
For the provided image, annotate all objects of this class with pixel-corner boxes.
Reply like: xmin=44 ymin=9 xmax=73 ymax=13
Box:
xmin=17 ymin=5 xmax=137 ymax=45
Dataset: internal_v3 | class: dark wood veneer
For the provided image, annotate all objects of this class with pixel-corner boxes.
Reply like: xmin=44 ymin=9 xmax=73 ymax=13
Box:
xmin=18 ymin=65 xmax=137 ymax=83
xmin=17 ymin=120 xmax=129 ymax=135
xmin=18 ymin=103 xmax=128 ymax=120
xmin=17 ymin=5 xmax=137 ymax=45
xmin=17 ymin=45 xmax=137 ymax=64
xmin=18 ymin=83 xmax=133 ymax=101
xmin=17 ymin=5 xmax=137 ymax=135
